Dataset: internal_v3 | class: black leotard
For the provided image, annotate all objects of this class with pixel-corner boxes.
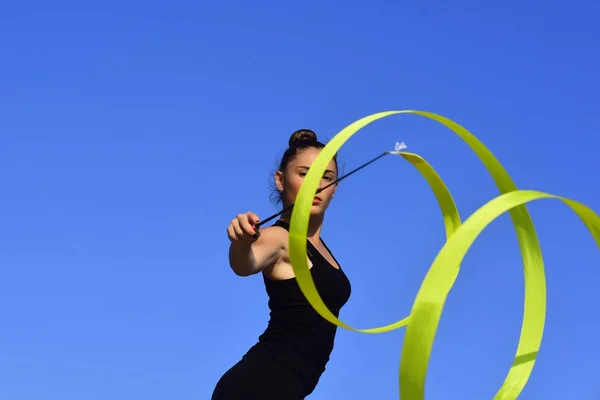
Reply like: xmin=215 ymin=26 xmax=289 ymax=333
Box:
xmin=211 ymin=220 xmax=352 ymax=399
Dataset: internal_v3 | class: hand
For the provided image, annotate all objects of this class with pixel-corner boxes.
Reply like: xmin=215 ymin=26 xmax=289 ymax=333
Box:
xmin=227 ymin=212 xmax=261 ymax=243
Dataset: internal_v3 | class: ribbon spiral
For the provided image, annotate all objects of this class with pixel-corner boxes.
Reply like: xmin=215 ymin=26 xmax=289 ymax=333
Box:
xmin=286 ymin=110 xmax=600 ymax=399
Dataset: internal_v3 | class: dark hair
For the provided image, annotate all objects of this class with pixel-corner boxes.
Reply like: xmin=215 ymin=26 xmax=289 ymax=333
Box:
xmin=269 ymin=129 xmax=339 ymax=206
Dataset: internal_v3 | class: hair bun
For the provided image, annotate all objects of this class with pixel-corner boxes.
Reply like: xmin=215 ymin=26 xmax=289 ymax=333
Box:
xmin=288 ymin=129 xmax=318 ymax=147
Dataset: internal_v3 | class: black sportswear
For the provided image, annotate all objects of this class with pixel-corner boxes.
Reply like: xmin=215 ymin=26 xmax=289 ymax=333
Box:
xmin=211 ymin=220 xmax=352 ymax=399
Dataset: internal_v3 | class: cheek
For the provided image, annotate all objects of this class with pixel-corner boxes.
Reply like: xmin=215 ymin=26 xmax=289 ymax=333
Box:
xmin=320 ymin=184 xmax=335 ymax=199
xmin=285 ymin=176 xmax=304 ymax=195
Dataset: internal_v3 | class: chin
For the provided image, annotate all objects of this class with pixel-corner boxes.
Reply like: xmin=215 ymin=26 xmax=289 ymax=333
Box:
xmin=310 ymin=205 xmax=326 ymax=215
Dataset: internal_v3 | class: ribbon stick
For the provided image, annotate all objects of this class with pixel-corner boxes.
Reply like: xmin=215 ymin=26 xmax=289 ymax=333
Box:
xmin=256 ymin=142 xmax=407 ymax=229
xmin=287 ymin=110 xmax=600 ymax=399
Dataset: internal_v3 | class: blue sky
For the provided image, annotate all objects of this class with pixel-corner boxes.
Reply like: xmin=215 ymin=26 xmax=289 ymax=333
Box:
xmin=2 ymin=1 xmax=599 ymax=399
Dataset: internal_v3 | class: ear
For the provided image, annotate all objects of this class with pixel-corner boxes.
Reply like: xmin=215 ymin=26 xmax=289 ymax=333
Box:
xmin=274 ymin=170 xmax=285 ymax=192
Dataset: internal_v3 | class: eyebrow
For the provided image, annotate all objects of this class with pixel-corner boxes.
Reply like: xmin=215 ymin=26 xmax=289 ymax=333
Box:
xmin=297 ymin=166 xmax=336 ymax=174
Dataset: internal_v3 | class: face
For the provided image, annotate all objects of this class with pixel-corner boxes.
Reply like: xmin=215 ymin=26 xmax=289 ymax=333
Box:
xmin=275 ymin=147 xmax=338 ymax=215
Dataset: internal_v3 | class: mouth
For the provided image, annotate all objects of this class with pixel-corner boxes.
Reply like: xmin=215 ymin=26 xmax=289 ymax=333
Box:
xmin=312 ymin=196 xmax=322 ymax=204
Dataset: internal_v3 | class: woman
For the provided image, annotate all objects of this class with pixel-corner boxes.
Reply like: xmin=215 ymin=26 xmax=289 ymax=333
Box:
xmin=212 ymin=129 xmax=352 ymax=399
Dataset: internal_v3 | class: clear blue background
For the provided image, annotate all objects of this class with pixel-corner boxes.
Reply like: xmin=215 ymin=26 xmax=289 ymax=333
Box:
xmin=2 ymin=1 xmax=599 ymax=399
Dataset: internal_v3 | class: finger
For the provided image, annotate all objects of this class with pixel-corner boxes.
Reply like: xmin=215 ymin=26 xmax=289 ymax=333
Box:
xmin=239 ymin=217 xmax=256 ymax=236
xmin=232 ymin=219 xmax=244 ymax=239
xmin=247 ymin=213 xmax=261 ymax=239
xmin=247 ymin=212 xmax=261 ymax=226
xmin=227 ymin=225 xmax=235 ymax=240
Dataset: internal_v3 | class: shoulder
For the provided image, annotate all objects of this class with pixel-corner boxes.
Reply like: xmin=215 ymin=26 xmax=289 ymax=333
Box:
xmin=259 ymin=226 xmax=294 ymax=278
xmin=255 ymin=225 xmax=289 ymax=249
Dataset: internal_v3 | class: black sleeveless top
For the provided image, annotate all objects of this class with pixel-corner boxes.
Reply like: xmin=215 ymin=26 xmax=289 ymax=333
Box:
xmin=245 ymin=220 xmax=352 ymax=392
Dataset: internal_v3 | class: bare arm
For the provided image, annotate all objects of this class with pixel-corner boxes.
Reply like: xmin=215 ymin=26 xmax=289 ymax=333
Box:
xmin=226 ymin=212 xmax=286 ymax=276
xmin=228 ymin=226 xmax=285 ymax=276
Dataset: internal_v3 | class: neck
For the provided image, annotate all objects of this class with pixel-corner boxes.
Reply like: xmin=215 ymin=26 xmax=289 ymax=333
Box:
xmin=279 ymin=210 xmax=324 ymax=239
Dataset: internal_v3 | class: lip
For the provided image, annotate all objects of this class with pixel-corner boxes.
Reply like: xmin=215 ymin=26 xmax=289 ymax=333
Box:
xmin=312 ymin=196 xmax=322 ymax=204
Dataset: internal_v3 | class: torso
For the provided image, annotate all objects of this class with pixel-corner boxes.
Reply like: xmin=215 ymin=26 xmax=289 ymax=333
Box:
xmin=244 ymin=219 xmax=352 ymax=394
xmin=263 ymin=231 xmax=341 ymax=280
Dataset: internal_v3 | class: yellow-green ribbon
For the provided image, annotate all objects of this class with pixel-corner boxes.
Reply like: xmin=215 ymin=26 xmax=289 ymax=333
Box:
xmin=287 ymin=110 xmax=600 ymax=399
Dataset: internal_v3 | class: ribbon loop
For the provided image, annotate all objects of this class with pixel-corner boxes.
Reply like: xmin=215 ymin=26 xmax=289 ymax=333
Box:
xmin=287 ymin=110 xmax=599 ymax=399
